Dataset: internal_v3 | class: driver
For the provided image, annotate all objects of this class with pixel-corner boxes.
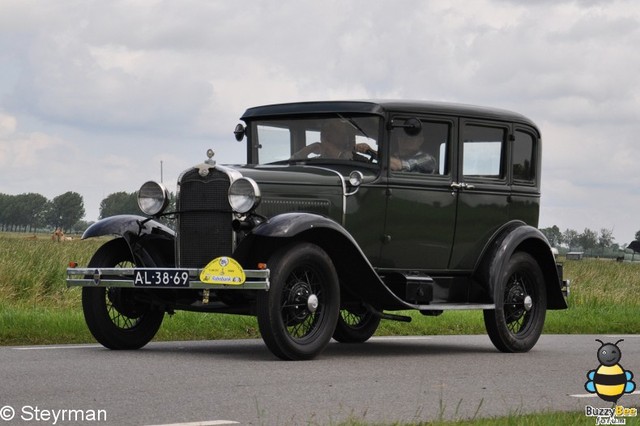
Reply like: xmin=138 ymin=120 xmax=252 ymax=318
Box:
xmin=291 ymin=120 xmax=352 ymax=160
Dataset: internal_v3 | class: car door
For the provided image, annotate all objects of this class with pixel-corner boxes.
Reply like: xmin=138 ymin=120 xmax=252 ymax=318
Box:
xmin=449 ymin=119 xmax=511 ymax=270
xmin=378 ymin=116 xmax=457 ymax=270
xmin=509 ymin=125 xmax=541 ymax=226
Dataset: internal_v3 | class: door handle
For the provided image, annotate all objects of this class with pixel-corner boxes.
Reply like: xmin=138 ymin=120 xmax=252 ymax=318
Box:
xmin=451 ymin=182 xmax=475 ymax=190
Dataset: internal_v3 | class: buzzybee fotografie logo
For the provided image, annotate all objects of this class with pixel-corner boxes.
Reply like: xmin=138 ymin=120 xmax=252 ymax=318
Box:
xmin=584 ymin=339 xmax=637 ymax=425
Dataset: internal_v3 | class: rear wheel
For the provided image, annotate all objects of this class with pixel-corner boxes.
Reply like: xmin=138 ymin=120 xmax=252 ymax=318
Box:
xmin=483 ymin=252 xmax=547 ymax=352
xmin=256 ymin=243 xmax=340 ymax=360
xmin=333 ymin=306 xmax=380 ymax=343
xmin=82 ymin=238 xmax=164 ymax=349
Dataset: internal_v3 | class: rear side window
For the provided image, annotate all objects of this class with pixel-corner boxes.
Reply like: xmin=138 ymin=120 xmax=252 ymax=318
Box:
xmin=389 ymin=120 xmax=450 ymax=175
xmin=513 ymin=130 xmax=536 ymax=184
xmin=462 ymin=125 xmax=506 ymax=179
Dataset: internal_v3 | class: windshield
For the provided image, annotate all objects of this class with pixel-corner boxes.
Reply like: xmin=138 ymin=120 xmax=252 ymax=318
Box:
xmin=249 ymin=115 xmax=381 ymax=166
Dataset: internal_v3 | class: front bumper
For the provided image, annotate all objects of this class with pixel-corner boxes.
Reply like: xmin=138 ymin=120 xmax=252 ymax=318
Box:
xmin=66 ymin=267 xmax=270 ymax=290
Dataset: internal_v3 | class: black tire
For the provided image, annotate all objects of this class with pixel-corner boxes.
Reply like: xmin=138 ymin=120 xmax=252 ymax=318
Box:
xmin=256 ymin=243 xmax=340 ymax=360
xmin=483 ymin=252 xmax=547 ymax=353
xmin=333 ymin=306 xmax=380 ymax=343
xmin=82 ymin=238 xmax=164 ymax=350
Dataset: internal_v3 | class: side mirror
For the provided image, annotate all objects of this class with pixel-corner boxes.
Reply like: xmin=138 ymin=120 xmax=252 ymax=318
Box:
xmin=388 ymin=117 xmax=422 ymax=136
xmin=234 ymin=123 xmax=246 ymax=141
xmin=402 ymin=118 xmax=422 ymax=135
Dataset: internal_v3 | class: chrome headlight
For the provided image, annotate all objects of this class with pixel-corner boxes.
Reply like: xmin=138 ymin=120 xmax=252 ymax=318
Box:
xmin=228 ymin=177 xmax=261 ymax=214
xmin=137 ymin=181 xmax=169 ymax=216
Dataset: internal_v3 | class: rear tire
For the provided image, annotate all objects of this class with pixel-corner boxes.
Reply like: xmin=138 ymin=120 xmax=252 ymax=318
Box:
xmin=82 ymin=239 xmax=164 ymax=350
xmin=333 ymin=306 xmax=380 ymax=343
xmin=256 ymin=243 xmax=340 ymax=360
xmin=483 ymin=252 xmax=547 ymax=352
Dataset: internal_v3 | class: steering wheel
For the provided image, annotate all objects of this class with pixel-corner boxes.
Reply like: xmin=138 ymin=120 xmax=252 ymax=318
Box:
xmin=365 ymin=148 xmax=378 ymax=163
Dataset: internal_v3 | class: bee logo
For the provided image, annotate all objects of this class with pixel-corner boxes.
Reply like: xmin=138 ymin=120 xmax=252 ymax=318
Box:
xmin=585 ymin=339 xmax=636 ymax=403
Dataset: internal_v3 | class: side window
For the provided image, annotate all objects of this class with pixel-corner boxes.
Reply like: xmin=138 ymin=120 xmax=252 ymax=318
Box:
xmin=513 ymin=130 xmax=536 ymax=184
xmin=462 ymin=125 xmax=506 ymax=179
xmin=256 ymin=124 xmax=291 ymax=163
xmin=390 ymin=120 xmax=450 ymax=175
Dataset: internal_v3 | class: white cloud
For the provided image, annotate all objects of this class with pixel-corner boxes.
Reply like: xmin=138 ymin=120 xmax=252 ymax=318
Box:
xmin=1 ymin=0 xmax=640 ymax=242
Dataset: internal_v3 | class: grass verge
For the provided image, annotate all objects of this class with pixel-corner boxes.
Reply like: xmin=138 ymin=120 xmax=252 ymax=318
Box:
xmin=341 ymin=411 xmax=591 ymax=425
xmin=1 ymin=233 xmax=639 ymax=346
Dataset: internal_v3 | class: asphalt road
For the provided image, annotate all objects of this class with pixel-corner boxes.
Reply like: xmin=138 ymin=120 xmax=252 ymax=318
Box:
xmin=1 ymin=334 xmax=639 ymax=425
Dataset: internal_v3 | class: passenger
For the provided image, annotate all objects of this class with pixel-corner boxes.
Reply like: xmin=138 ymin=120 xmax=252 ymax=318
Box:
xmin=356 ymin=132 xmax=437 ymax=173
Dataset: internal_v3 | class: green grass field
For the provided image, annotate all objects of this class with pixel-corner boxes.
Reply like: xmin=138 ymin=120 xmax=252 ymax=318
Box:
xmin=1 ymin=232 xmax=639 ymax=345
xmin=1 ymin=233 xmax=637 ymax=425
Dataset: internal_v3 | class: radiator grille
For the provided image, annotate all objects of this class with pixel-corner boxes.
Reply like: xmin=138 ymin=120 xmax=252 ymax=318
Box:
xmin=176 ymin=168 xmax=233 ymax=268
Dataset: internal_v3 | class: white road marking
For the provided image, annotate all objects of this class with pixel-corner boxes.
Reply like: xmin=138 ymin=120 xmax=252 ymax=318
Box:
xmin=144 ymin=421 xmax=239 ymax=426
xmin=370 ymin=336 xmax=434 ymax=341
xmin=570 ymin=390 xmax=640 ymax=398
xmin=12 ymin=344 xmax=102 ymax=350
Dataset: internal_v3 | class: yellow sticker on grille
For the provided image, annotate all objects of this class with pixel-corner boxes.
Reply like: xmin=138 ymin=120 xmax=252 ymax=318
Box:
xmin=200 ymin=257 xmax=246 ymax=285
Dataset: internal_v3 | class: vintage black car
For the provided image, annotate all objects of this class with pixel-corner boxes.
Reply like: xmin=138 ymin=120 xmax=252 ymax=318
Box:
xmin=67 ymin=100 xmax=569 ymax=360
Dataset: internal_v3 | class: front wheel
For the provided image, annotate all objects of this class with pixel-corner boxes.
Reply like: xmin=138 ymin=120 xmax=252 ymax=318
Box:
xmin=82 ymin=238 xmax=164 ymax=349
xmin=483 ymin=252 xmax=547 ymax=353
xmin=256 ymin=243 xmax=340 ymax=360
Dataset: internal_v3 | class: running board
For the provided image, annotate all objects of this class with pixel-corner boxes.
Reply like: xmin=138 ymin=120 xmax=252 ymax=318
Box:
xmin=419 ymin=303 xmax=495 ymax=311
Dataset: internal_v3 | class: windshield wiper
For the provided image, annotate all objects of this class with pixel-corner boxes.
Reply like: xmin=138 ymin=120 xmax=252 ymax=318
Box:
xmin=338 ymin=114 xmax=370 ymax=140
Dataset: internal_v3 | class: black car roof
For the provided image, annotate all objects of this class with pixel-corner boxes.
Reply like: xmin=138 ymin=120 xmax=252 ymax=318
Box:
xmin=241 ymin=100 xmax=539 ymax=131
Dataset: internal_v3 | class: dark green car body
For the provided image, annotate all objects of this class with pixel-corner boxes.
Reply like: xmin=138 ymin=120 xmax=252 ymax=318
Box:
xmin=68 ymin=100 xmax=568 ymax=360
xmin=235 ymin=100 xmax=565 ymax=310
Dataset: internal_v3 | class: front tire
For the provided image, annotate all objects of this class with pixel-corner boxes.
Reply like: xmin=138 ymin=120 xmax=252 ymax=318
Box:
xmin=256 ymin=243 xmax=340 ymax=360
xmin=82 ymin=238 xmax=164 ymax=349
xmin=483 ymin=252 xmax=547 ymax=352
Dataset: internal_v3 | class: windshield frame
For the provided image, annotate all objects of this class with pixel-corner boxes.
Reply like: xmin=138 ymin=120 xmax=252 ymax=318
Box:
xmin=246 ymin=113 xmax=383 ymax=168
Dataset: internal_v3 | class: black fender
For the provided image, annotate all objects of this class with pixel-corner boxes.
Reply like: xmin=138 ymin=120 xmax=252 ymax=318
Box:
xmin=475 ymin=221 xmax=567 ymax=310
xmin=82 ymin=215 xmax=175 ymax=267
xmin=234 ymin=212 xmax=410 ymax=310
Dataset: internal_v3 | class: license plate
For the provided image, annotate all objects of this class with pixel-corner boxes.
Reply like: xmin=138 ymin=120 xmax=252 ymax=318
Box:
xmin=133 ymin=269 xmax=190 ymax=287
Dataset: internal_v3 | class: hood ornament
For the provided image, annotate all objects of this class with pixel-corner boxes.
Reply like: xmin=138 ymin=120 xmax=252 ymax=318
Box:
xmin=206 ymin=149 xmax=216 ymax=164
xmin=197 ymin=149 xmax=216 ymax=177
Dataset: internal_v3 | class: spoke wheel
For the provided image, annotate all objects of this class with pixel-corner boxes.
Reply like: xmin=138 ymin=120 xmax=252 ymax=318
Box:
xmin=484 ymin=252 xmax=547 ymax=353
xmin=333 ymin=306 xmax=380 ymax=343
xmin=82 ymin=238 xmax=164 ymax=350
xmin=257 ymin=243 xmax=340 ymax=360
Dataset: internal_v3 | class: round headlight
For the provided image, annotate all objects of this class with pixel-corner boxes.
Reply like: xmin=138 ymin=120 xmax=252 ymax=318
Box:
xmin=228 ymin=177 xmax=261 ymax=214
xmin=138 ymin=181 xmax=169 ymax=216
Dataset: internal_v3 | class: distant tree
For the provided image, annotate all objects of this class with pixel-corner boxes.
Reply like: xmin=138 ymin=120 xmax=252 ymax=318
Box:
xmin=46 ymin=191 xmax=85 ymax=231
xmin=540 ymin=225 xmax=562 ymax=247
xmin=635 ymin=230 xmax=640 ymax=241
xmin=99 ymin=192 xmax=140 ymax=219
xmin=563 ymin=229 xmax=580 ymax=251
xmin=598 ymin=228 xmax=615 ymax=253
xmin=0 ymin=193 xmax=47 ymax=232
xmin=578 ymin=228 xmax=598 ymax=254
xmin=2 ymin=194 xmax=22 ymax=230
xmin=0 ymin=193 xmax=9 ymax=230
xmin=17 ymin=193 xmax=48 ymax=232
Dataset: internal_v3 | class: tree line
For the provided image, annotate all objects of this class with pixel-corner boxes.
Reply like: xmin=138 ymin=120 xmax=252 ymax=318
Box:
xmin=539 ymin=225 xmax=640 ymax=256
xmin=0 ymin=192 xmax=85 ymax=233
xmin=1 ymin=190 xmax=638 ymax=252
xmin=0 ymin=190 xmax=175 ymax=234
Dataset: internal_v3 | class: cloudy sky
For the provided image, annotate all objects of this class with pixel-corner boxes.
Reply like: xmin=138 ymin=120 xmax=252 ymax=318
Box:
xmin=1 ymin=0 xmax=639 ymax=244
